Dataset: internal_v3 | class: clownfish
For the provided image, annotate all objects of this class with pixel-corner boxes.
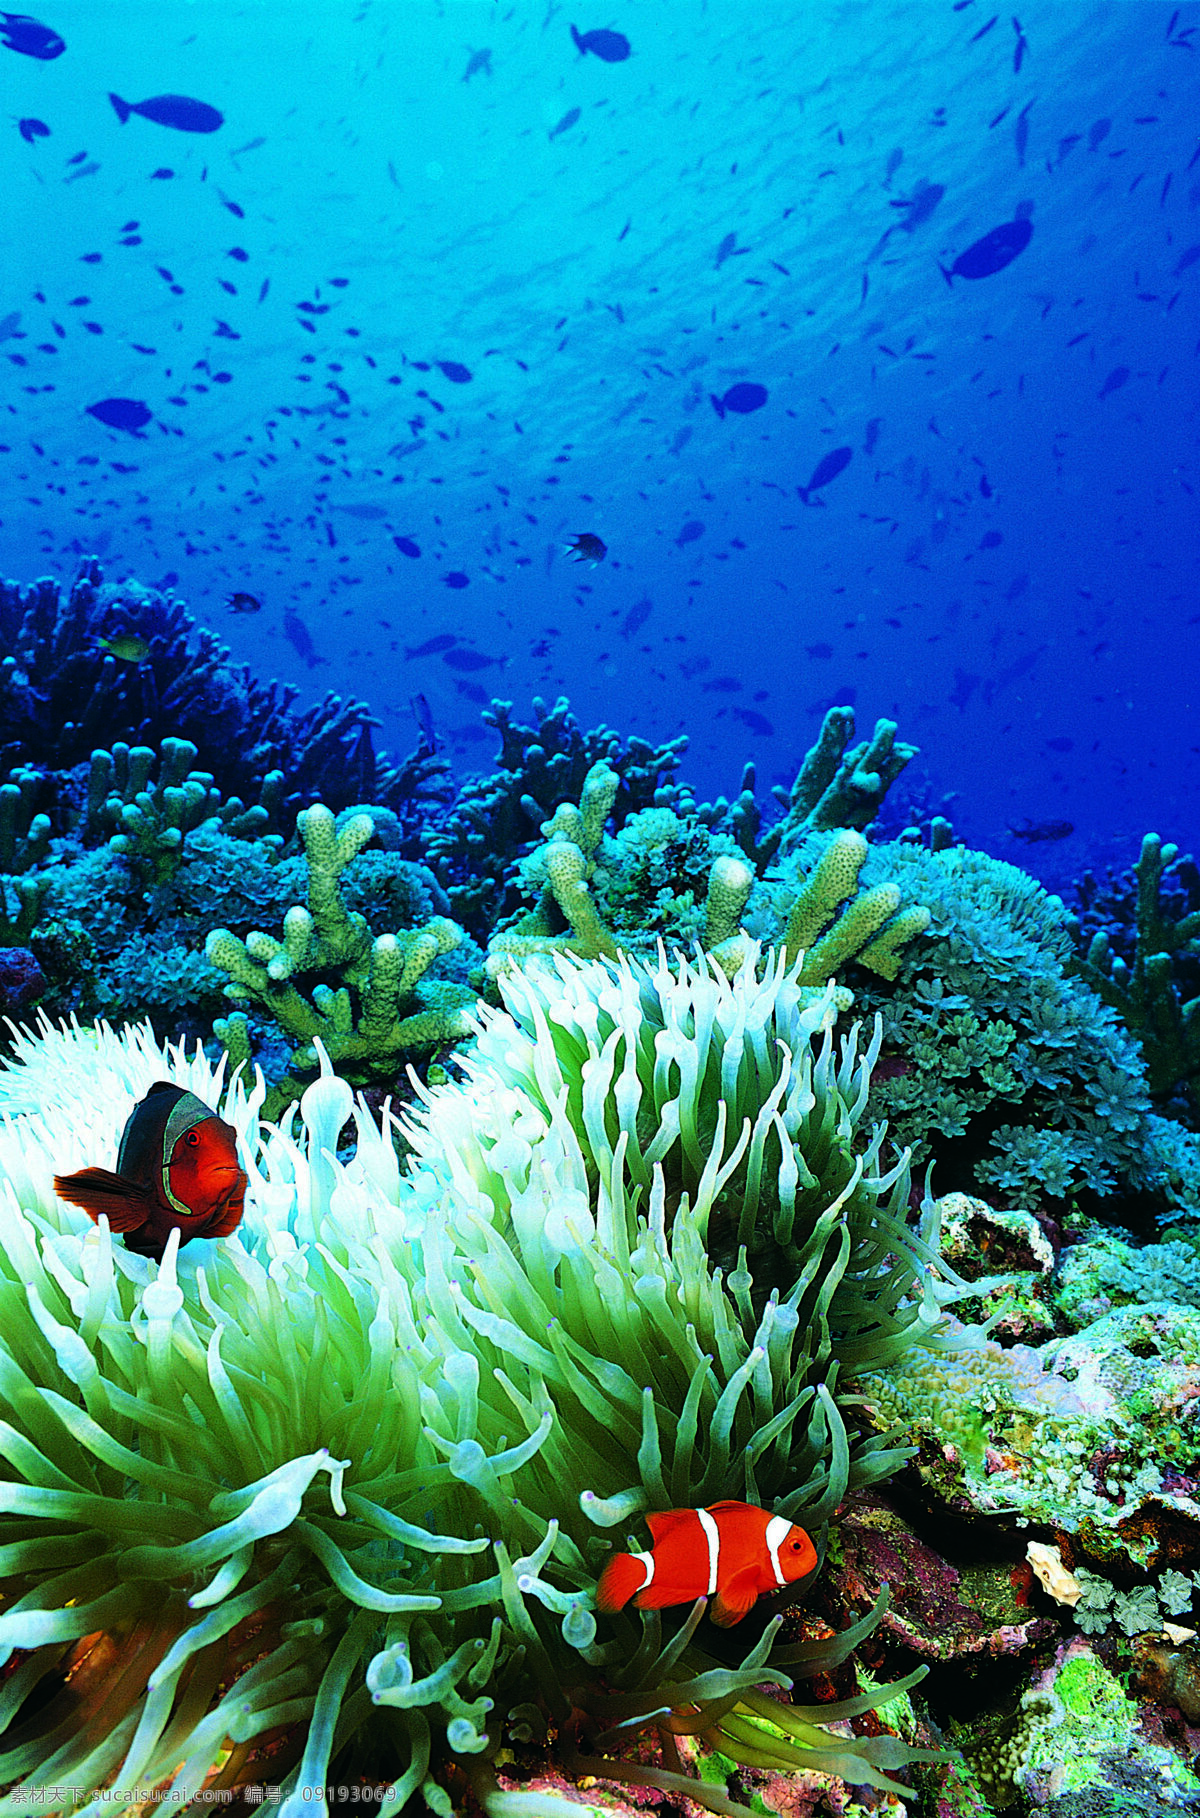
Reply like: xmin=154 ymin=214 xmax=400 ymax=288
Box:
xmin=595 ymin=1500 xmax=817 ymax=1628
xmin=54 ymin=1082 xmax=247 ymax=1261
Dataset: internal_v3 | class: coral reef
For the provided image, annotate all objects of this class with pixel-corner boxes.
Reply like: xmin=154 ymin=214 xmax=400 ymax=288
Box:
xmin=0 ymin=559 xmax=448 ymax=823
xmin=0 ymin=952 xmax=960 ymax=1814
xmin=426 ymin=695 xmax=691 ymax=937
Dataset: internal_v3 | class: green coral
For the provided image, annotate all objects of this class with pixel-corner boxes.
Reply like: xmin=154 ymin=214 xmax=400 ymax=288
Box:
xmin=837 ymin=840 xmax=1200 ymax=1210
xmin=0 ymin=953 xmax=959 ymax=1814
xmin=1074 ymin=832 xmax=1200 ymax=1100
xmin=207 ymin=803 xmax=474 ymax=1113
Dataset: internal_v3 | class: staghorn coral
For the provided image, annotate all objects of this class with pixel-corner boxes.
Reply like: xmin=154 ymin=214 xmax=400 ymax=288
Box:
xmin=487 ymin=769 xmax=930 ymax=991
xmin=0 ymin=950 xmax=961 ymax=1815
xmin=426 ymin=695 xmax=691 ymax=937
xmin=207 ymin=804 xmax=475 ymax=1114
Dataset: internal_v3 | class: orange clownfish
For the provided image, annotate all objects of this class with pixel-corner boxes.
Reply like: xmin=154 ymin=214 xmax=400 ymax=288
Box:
xmin=595 ymin=1499 xmax=818 ymax=1628
xmin=54 ymin=1082 xmax=247 ymax=1261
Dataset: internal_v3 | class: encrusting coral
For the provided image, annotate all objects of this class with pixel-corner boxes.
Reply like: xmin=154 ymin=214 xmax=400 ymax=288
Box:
xmin=0 ymin=943 xmax=968 ymax=1816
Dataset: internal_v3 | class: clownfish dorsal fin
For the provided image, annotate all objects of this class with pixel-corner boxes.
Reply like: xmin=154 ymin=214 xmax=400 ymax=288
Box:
xmin=644 ymin=1507 xmax=703 ymax=1545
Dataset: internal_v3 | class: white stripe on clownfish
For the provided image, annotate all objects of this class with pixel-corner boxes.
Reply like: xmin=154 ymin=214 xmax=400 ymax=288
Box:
xmin=764 ymin=1512 xmax=793 ymax=1587
xmin=695 ymin=1505 xmax=721 ymax=1593
xmin=628 ymin=1550 xmax=655 ymax=1593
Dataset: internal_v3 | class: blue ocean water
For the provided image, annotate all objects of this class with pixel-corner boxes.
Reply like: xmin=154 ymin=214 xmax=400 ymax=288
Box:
xmin=3 ymin=0 xmax=1196 ymax=888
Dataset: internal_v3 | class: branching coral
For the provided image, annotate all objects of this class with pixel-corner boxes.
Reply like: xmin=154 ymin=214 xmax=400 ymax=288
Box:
xmin=207 ymin=804 xmax=474 ymax=1114
xmin=0 ymin=946 xmax=962 ymax=1815
xmin=1071 ymin=833 xmax=1200 ymax=1102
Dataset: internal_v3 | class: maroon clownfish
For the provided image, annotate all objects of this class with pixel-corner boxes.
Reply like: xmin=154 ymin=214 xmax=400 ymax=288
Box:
xmin=595 ymin=1500 xmax=818 ymax=1628
xmin=54 ymin=1082 xmax=247 ymax=1261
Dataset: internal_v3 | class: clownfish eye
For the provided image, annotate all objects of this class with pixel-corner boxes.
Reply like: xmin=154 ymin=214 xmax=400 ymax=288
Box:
xmin=789 ymin=1538 xmax=806 ymax=1551
xmin=184 ymin=1129 xmax=201 ymax=1147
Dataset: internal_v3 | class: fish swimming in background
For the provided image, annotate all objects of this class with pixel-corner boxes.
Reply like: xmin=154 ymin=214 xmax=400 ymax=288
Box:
xmin=1008 ymin=817 xmax=1074 ymax=843
xmin=798 ymin=446 xmax=853 ymax=503
xmin=96 ymin=632 xmax=150 ymax=663
xmin=0 ymin=11 xmax=64 ymax=57
xmin=710 ymin=381 xmax=768 ymax=418
xmin=17 ymin=116 xmax=50 ymax=143
xmin=566 ymin=531 xmax=607 ymax=564
xmin=226 ymin=590 xmax=262 ymax=613
xmin=283 ymin=607 xmax=327 ymax=668
xmin=86 ymin=396 xmax=152 ymax=433
xmin=940 ymin=217 xmax=1033 ymax=285
xmin=54 ymin=1082 xmax=247 ymax=1260
xmin=109 ymin=92 xmax=224 ymax=133
xmin=595 ymin=1501 xmax=817 ymax=1627
xmin=570 ymin=23 xmax=631 ymax=61
xmin=461 ymin=46 xmax=492 ymax=81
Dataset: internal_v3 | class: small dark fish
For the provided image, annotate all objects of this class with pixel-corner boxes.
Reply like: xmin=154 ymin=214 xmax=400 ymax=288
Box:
xmin=443 ymin=647 xmax=502 ymax=671
xmin=54 ymin=1082 xmax=247 ymax=1260
xmin=702 ymin=676 xmax=742 ymax=694
xmin=443 ymin=571 xmax=470 ymax=589
xmin=549 ymin=106 xmax=582 ymax=140
xmin=733 ymin=707 xmax=774 ymax=736
xmin=411 ymin=691 xmax=436 ymax=751
xmin=1097 ymin=365 xmax=1130 ymax=399
xmin=97 ymin=632 xmax=150 ymax=663
xmin=462 ymin=46 xmax=492 ymax=81
xmin=893 ymin=181 xmax=945 ymax=232
xmin=0 ymin=12 xmax=64 ymax=57
xmin=1173 ymin=244 xmax=1200 ymax=275
xmin=864 ymin=416 xmax=882 ymax=455
xmin=714 ymin=231 xmax=739 ymax=267
xmin=86 ymin=396 xmax=151 ymax=432
xmin=710 ymin=381 xmax=767 ymax=418
xmin=570 ymin=23 xmax=631 ymax=61
xmin=393 ymin=535 xmax=421 ymax=558
xmin=1087 ymin=118 xmax=1111 ymax=151
xmin=335 ymin=502 xmax=388 ymax=520
xmin=436 ymin=359 xmax=472 ymax=383
xmin=1008 ymin=817 xmax=1074 ymax=843
xmin=226 ymin=590 xmax=262 ymax=613
xmin=405 ymin=633 xmax=457 ymax=659
xmin=798 ymin=446 xmax=852 ymax=503
xmin=675 ymin=519 xmax=704 ymax=546
xmin=109 ymin=92 xmax=224 ymax=133
xmin=978 ymin=530 xmax=1003 ymax=549
xmin=620 ymin=597 xmax=652 ymax=639
xmin=17 ymin=115 xmax=49 ymax=143
xmin=283 ymin=607 xmax=327 ymax=668
xmin=0 ymin=310 xmax=20 ymax=339
xmin=565 ymin=531 xmax=606 ymax=564
xmin=150 ymin=166 xmax=174 ymax=179
xmin=940 ymin=217 xmax=1033 ymax=284
xmin=883 ymin=148 xmax=904 ymax=187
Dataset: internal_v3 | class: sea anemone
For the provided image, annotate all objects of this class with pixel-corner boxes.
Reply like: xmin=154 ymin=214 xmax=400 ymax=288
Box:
xmin=0 ymin=951 xmax=959 ymax=1814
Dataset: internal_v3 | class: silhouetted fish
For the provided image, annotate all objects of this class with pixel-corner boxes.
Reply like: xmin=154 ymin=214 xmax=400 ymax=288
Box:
xmin=109 ymin=92 xmax=224 ymax=133
xmin=798 ymin=446 xmax=852 ymax=503
xmin=17 ymin=115 xmax=49 ymax=142
xmin=283 ymin=607 xmax=326 ymax=668
xmin=0 ymin=12 xmax=64 ymax=58
xmin=462 ymin=47 xmax=492 ymax=81
xmin=676 ymin=519 xmax=704 ymax=546
xmin=86 ymin=397 xmax=151 ymax=432
xmin=1008 ymin=818 xmax=1073 ymax=843
xmin=710 ymin=381 xmax=767 ymax=418
xmin=549 ymin=106 xmax=582 ymax=140
xmin=436 ymin=360 xmax=472 ymax=383
xmin=405 ymin=634 xmax=457 ymax=658
xmin=570 ymin=23 xmax=631 ymax=60
xmin=393 ymin=536 xmax=421 ymax=558
xmin=443 ymin=647 xmax=502 ymax=671
xmin=621 ymin=597 xmax=652 ymax=639
xmin=940 ymin=218 xmax=1033 ymax=285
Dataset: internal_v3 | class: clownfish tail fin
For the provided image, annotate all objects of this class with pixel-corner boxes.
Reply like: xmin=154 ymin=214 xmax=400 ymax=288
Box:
xmin=595 ymin=1552 xmax=644 ymax=1614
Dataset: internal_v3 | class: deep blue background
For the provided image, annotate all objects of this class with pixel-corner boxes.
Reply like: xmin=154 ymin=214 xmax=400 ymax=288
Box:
xmin=3 ymin=1 xmax=1197 ymax=889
